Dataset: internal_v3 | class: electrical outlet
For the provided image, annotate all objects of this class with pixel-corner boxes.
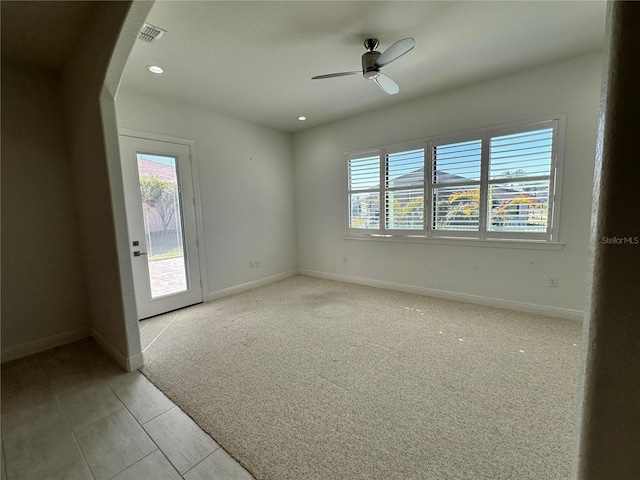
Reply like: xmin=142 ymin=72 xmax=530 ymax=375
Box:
xmin=548 ymin=276 xmax=558 ymax=287
xmin=255 ymin=260 xmax=260 ymax=268
xmin=249 ymin=262 xmax=254 ymax=269
xmin=343 ymin=256 xmax=348 ymax=264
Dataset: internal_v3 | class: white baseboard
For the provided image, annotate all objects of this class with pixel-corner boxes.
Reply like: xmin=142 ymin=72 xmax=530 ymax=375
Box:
xmin=298 ymin=269 xmax=584 ymax=321
xmin=205 ymin=270 xmax=298 ymax=302
xmin=92 ymin=328 xmax=146 ymax=372
xmin=90 ymin=328 xmax=131 ymax=371
xmin=1 ymin=268 xmax=579 ymax=365
xmin=127 ymin=352 xmax=145 ymax=372
xmin=1 ymin=325 xmax=145 ymax=371
xmin=1 ymin=327 xmax=92 ymax=363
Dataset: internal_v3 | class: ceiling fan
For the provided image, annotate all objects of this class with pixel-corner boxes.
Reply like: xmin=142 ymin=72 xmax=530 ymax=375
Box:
xmin=312 ymin=37 xmax=415 ymax=95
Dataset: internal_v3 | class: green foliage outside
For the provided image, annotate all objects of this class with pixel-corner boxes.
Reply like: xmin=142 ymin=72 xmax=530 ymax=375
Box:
xmin=388 ymin=196 xmax=423 ymax=229
xmin=436 ymin=187 xmax=538 ymax=228
xmin=351 ymin=188 xmax=544 ymax=229
xmin=139 ymin=175 xmax=178 ymax=232
xmin=139 ymin=175 xmax=184 ymax=259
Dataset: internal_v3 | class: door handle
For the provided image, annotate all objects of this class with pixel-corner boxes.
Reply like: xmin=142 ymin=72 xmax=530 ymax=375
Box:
xmin=133 ymin=251 xmax=148 ymax=257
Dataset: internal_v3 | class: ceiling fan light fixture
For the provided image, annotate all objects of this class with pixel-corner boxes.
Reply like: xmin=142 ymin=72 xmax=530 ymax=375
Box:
xmin=311 ymin=36 xmax=415 ymax=95
xmin=147 ymin=65 xmax=164 ymax=74
xmin=363 ymin=70 xmax=380 ymax=80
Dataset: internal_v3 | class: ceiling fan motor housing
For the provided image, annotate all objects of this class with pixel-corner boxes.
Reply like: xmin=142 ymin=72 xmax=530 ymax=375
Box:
xmin=362 ymin=51 xmax=381 ymax=79
xmin=311 ymin=36 xmax=413 ymax=94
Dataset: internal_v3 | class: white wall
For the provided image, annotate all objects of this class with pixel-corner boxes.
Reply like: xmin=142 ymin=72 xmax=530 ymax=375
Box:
xmin=1 ymin=61 xmax=90 ymax=358
xmin=62 ymin=1 xmax=144 ymax=369
xmin=293 ymin=52 xmax=604 ymax=317
xmin=115 ymin=90 xmax=297 ymax=297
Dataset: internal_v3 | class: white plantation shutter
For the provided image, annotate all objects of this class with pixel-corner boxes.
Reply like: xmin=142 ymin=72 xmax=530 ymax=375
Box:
xmin=487 ymin=120 xmax=556 ymax=238
xmin=385 ymin=147 xmax=425 ymax=232
xmin=431 ymin=138 xmax=482 ymax=235
xmin=347 ymin=152 xmax=381 ymax=231
xmin=345 ymin=117 xmax=561 ymax=241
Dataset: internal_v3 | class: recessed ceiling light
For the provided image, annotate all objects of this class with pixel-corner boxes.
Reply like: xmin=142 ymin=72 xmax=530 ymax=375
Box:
xmin=297 ymin=116 xmax=307 ymax=121
xmin=147 ymin=65 xmax=164 ymax=74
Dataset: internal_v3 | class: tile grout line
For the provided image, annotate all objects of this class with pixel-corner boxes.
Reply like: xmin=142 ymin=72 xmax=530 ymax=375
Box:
xmin=138 ymin=403 xmax=176 ymax=426
xmin=180 ymin=445 xmax=222 ymax=478
xmin=138 ymin=406 xmax=186 ymax=477
xmin=104 ymin=371 xmax=222 ymax=478
xmin=46 ymin=346 xmax=163 ymax=480
xmin=139 ymin=405 xmax=228 ymax=478
xmin=105 ymin=449 xmax=160 ymax=480
xmin=103 ymin=376 xmax=174 ymax=479
xmin=39 ymin=355 xmax=98 ymax=480
xmin=106 ymin=372 xmax=174 ymax=425
xmin=140 ymin=404 xmax=178 ymax=427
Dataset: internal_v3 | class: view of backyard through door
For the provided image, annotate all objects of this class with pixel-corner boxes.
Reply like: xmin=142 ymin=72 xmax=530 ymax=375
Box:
xmin=119 ymin=135 xmax=203 ymax=319
xmin=138 ymin=153 xmax=187 ymax=297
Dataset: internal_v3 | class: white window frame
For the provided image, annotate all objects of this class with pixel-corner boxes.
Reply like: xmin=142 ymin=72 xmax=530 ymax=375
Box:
xmin=482 ymin=120 xmax=560 ymax=241
xmin=345 ymin=115 xmax=565 ymax=244
xmin=383 ymin=141 xmax=427 ymax=236
xmin=346 ymin=150 xmax=382 ymax=234
xmin=429 ymin=133 xmax=484 ymax=239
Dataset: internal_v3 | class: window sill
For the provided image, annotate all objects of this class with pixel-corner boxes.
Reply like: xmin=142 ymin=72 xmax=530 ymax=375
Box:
xmin=342 ymin=234 xmax=564 ymax=250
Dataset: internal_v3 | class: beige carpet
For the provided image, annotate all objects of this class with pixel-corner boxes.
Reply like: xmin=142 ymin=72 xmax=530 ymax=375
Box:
xmin=140 ymin=275 xmax=582 ymax=480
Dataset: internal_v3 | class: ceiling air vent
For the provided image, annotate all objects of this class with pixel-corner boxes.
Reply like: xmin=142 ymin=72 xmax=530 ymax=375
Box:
xmin=139 ymin=22 xmax=166 ymax=43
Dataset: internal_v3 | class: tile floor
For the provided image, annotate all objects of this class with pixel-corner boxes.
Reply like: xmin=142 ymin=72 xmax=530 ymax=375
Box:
xmin=0 ymin=338 xmax=255 ymax=480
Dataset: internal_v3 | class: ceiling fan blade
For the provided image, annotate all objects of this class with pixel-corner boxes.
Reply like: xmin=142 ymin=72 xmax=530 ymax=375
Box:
xmin=374 ymin=73 xmax=400 ymax=95
xmin=376 ymin=37 xmax=415 ymax=67
xmin=312 ymin=71 xmax=360 ymax=80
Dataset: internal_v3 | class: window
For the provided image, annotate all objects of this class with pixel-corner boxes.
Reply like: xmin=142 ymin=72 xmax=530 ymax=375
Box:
xmin=346 ymin=118 xmax=562 ymax=242
xmin=385 ymin=147 xmax=425 ymax=233
xmin=348 ymin=152 xmax=381 ymax=231
xmin=432 ymin=138 xmax=482 ymax=235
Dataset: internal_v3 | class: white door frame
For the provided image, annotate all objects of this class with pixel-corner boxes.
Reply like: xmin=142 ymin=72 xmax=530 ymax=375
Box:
xmin=118 ymin=128 xmax=208 ymax=315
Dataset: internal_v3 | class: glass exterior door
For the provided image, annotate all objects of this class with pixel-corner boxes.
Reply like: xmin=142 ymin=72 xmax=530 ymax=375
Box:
xmin=119 ymin=135 xmax=202 ymax=319
xmin=136 ymin=153 xmax=187 ymax=298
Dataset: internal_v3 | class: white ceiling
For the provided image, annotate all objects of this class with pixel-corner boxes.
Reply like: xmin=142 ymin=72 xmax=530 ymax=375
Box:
xmin=120 ymin=1 xmax=606 ymax=133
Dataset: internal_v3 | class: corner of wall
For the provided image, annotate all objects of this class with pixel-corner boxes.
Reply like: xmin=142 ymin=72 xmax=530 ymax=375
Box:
xmin=60 ymin=0 xmax=152 ymax=369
